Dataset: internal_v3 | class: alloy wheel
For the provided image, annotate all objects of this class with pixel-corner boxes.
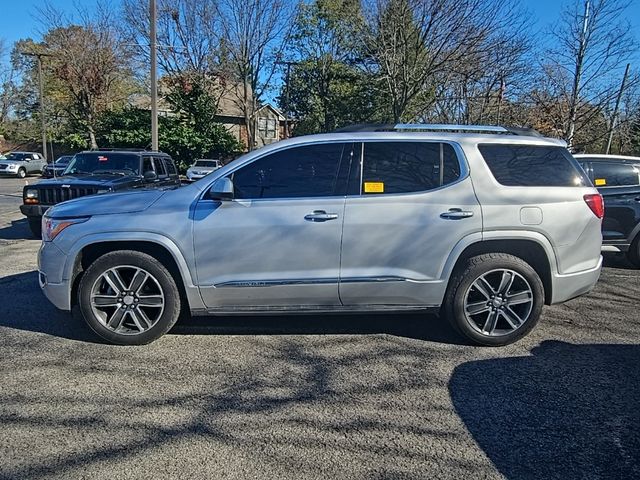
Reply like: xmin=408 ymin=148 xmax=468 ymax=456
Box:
xmin=90 ymin=265 xmax=165 ymax=335
xmin=463 ymin=269 xmax=534 ymax=337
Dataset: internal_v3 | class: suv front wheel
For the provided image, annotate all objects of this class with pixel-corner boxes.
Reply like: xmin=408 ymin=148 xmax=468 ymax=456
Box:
xmin=78 ymin=250 xmax=181 ymax=345
xmin=444 ymin=253 xmax=544 ymax=346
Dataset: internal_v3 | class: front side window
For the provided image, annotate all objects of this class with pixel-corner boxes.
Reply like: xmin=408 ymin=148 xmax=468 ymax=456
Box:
xmin=591 ymin=162 xmax=640 ymax=187
xmin=360 ymin=142 xmax=461 ymax=194
xmin=232 ymin=143 xmax=346 ymax=199
xmin=478 ymin=144 xmax=589 ymax=187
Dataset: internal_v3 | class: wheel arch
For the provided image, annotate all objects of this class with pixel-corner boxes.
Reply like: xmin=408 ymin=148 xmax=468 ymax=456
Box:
xmin=66 ymin=234 xmax=202 ymax=311
xmin=443 ymin=234 xmax=556 ymax=305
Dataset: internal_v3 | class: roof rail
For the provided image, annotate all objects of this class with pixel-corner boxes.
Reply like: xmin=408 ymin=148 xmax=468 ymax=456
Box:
xmin=90 ymin=147 xmax=148 ymax=152
xmin=334 ymin=123 xmax=542 ymax=136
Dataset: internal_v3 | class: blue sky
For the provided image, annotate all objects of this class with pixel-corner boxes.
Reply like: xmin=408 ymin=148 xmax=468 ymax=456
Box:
xmin=2 ymin=0 xmax=640 ymax=58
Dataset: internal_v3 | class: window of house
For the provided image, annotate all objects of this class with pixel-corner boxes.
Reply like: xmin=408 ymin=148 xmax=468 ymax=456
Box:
xmin=258 ymin=117 xmax=277 ymax=139
xmin=360 ymin=142 xmax=461 ymax=194
xmin=232 ymin=143 xmax=347 ymax=199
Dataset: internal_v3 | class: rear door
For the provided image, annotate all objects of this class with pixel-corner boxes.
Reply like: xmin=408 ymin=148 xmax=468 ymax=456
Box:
xmin=162 ymin=157 xmax=181 ymax=186
xmin=152 ymin=156 xmax=172 ymax=187
xmin=590 ymin=161 xmax=640 ymax=242
xmin=339 ymin=141 xmax=482 ymax=306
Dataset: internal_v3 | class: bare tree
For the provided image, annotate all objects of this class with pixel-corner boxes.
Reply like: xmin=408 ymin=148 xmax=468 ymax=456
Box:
xmin=546 ymin=0 xmax=638 ymax=148
xmin=31 ymin=2 xmax=133 ymax=148
xmin=361 ymin=0 xmax=529 ymax=123
xmin=215 ymin=0 xmax=296 ymax=149
xmin=0 ymin=39 xmax=17 ymax=123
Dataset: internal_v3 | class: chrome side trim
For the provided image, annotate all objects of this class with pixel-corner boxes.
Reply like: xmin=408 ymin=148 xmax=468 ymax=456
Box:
xmin=214 ymin=278 xmax=339 ymax=288
xmin=213 ymin=276 xmax=434 ymax=288
xmin=193 ymin=304 xmax=440 ymax=316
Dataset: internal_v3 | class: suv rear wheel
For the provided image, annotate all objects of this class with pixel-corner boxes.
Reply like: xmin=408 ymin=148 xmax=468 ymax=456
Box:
xmin=444 ymin=253 xmax=544 ymax=346
xmin=78 ymin=250 xmax=181 ymax=345
xmin=627 ymin=237 xmax=640 ymax=268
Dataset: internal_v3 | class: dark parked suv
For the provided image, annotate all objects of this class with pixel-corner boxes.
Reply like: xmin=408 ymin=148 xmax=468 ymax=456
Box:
xmin=575 ymin=154 xmax=640 ymax=267
xmin=21 ymin=149 xmax=180 ymax=237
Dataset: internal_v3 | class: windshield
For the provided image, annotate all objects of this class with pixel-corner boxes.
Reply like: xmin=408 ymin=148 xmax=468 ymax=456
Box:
xmin=194 ymin=160 xmax=218 ymax=168
xmin=55 ymin=156 xmax=72 ymax=165
xmin=6 ymin=153 xmax=28 ymax=161
xmin=64 ymin=152 xmax=140 ymax=175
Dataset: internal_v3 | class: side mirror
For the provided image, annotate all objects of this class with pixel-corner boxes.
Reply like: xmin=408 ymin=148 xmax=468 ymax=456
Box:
xmin=143 ymin=170 xmax=158 ymax=182
xmin=208 ymin=177 xmax=234 ymax=201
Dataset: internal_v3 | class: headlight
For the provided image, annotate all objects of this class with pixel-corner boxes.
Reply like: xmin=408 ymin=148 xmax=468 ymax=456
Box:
xmin=96 ymin=188 xmax=110 ymax=194
xmin=42 ymin=216 xmax=90 ymax=242
xmin=25 ymin=188 xmax=39 ymax=204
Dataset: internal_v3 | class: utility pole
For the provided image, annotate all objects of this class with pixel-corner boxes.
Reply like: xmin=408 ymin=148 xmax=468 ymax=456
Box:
xmin=567 ymin=0 xmax=590 ymax=150
xmin=276 ymin=60 xmax=297 ymax=139
xmin=20 ymin=51 xmax=52 ymax=161
xmin=150 ymin=0 xmax=159 ymax=151
xmin=605 ymin=63 xmax=630 ymax=154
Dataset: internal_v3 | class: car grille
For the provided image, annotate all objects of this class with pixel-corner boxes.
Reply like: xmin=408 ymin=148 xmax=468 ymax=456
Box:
xmin=0 ymin=164 xmax=7 ymax=170
xmin=38 ymin=186 xmax=99 ymax=205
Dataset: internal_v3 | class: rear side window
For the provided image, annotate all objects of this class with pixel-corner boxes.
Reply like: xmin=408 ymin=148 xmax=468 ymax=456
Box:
xmin=164 ymin=158 xmax=177 ymax=176
xmin=478 ymin=144 xmax=589 ymax=187
xmin=591 ymin=162 xmax=640 ymax=187
xmin=360 ymin=142 xmax=460 ymax=194
xmin=153 ymin=157 xmax=167 ymax=177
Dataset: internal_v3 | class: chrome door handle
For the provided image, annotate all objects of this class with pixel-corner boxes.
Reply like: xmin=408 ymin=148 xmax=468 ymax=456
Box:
xmin=440 ymin=208 xmax=474 ymax=219
xmin=304 ymin=210 xmax=339 ymax=222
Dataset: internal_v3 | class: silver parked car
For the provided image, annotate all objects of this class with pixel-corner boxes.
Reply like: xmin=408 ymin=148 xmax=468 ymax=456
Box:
xmin=38 ymin=124 xmax=603 ymax=346
xmin=186 ymin=159 xmax=222 ymax=181
xmin=0 ymin=151 xmax=47 ymax=178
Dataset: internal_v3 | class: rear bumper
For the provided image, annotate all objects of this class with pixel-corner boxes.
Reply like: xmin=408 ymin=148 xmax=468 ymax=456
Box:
xmin=550 ymin=256 xmax=602 ymax=304
xmin=20 ymin=204 xmax=50 ymax=218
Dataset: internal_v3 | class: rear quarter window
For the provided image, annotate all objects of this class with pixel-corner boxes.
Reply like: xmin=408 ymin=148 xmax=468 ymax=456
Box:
xmin=478 ymin=144 xmax=589 ymax=187
xmin=591 ymin=162 xmax=640 ymax=187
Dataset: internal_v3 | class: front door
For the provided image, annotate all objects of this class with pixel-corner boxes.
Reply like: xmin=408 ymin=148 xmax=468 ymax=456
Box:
xmin=193 ymin=142 xmax=353 ymax=309
xmin=339 ymin=141 xmax=482 ymax=306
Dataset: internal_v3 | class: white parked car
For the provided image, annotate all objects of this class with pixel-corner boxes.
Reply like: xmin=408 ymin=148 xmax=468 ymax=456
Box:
xmin=186 ymin=159 xmax=222 ymax=181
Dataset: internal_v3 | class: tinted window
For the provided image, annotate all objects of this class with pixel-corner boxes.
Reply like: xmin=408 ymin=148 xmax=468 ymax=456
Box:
xmin=142 ymin=157 xmax=153 ymax=173
xmin=592 ymin=162 xmax=640 ymax=187
xmin=478 ymin=144 xmax=588 ymax=187
xmin=195 ymin=160 xmax=217 ymax=167
xmin=165 ymin=158 xmax=177 ymax=175
xmin=360 ymin=142 xmax=460 ymax=194
xmin=64 ymin=152 xmax=140 ymax=175
xmin=153 ymin=157 xmax=167 ymax=177
xmin=232 ymin=143 xmax=346 ymax=199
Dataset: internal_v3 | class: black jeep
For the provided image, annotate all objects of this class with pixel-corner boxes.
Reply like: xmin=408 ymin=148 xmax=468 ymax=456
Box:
xmin=20 ymin=149 xmax=180 ymax=237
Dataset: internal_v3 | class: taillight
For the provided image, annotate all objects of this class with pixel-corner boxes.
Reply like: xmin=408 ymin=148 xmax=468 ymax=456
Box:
xmin=584 ymin=194 xmax=604 ymax=219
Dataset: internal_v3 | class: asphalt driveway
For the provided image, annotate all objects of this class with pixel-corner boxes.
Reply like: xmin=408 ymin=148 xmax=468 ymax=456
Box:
xmin=0 ymin=176 xmax=638 ymax=479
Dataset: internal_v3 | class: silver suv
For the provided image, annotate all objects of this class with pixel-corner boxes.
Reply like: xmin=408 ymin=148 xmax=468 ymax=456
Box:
xmin=38 ymin=125 xmax=603 ymax=346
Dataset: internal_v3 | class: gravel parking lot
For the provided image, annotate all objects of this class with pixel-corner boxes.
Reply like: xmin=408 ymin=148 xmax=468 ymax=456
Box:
xmin=0 ymin=176 xmax=638 ymax=479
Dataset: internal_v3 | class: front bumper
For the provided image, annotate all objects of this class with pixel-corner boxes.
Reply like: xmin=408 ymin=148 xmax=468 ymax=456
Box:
xmin=550 ymin=256 xmax=602 ymax=304
xmin=20 ymin=204 xmax=51 ymax=218
xmin=38 ymin=241 xmax=71 ymax=311
xmin=0 ymin=170 xmax=19 ymax=175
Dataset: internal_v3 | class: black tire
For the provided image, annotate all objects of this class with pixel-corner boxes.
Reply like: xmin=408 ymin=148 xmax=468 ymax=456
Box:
xmin=78 ymin=250 xmax=181 ymax=345
xmin=443 ymin=253 xmax=544 ymax=347
xmin=17 ymin=168 xmax=26 ymax=179
xmin=28 ymin=217 xmax=42 ymax=238
xmin=626 ymin=236 xmax=640 ymax=268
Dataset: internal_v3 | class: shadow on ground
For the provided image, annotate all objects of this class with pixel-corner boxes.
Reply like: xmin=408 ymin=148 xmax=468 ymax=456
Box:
xmin=450 ymin=340 xmax=640 ymax=479
xmin=0 ymin=270 xmax=463 ymax=345
xmin=0 ymin=218 xmax=34 ymax=240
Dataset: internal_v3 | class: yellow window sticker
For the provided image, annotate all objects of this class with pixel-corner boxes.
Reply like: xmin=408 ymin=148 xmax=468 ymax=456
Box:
xmin=595 ymin=178 xmax=607 ymax=186
xmin=364 ymin=181 xmax=384 ymax=193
